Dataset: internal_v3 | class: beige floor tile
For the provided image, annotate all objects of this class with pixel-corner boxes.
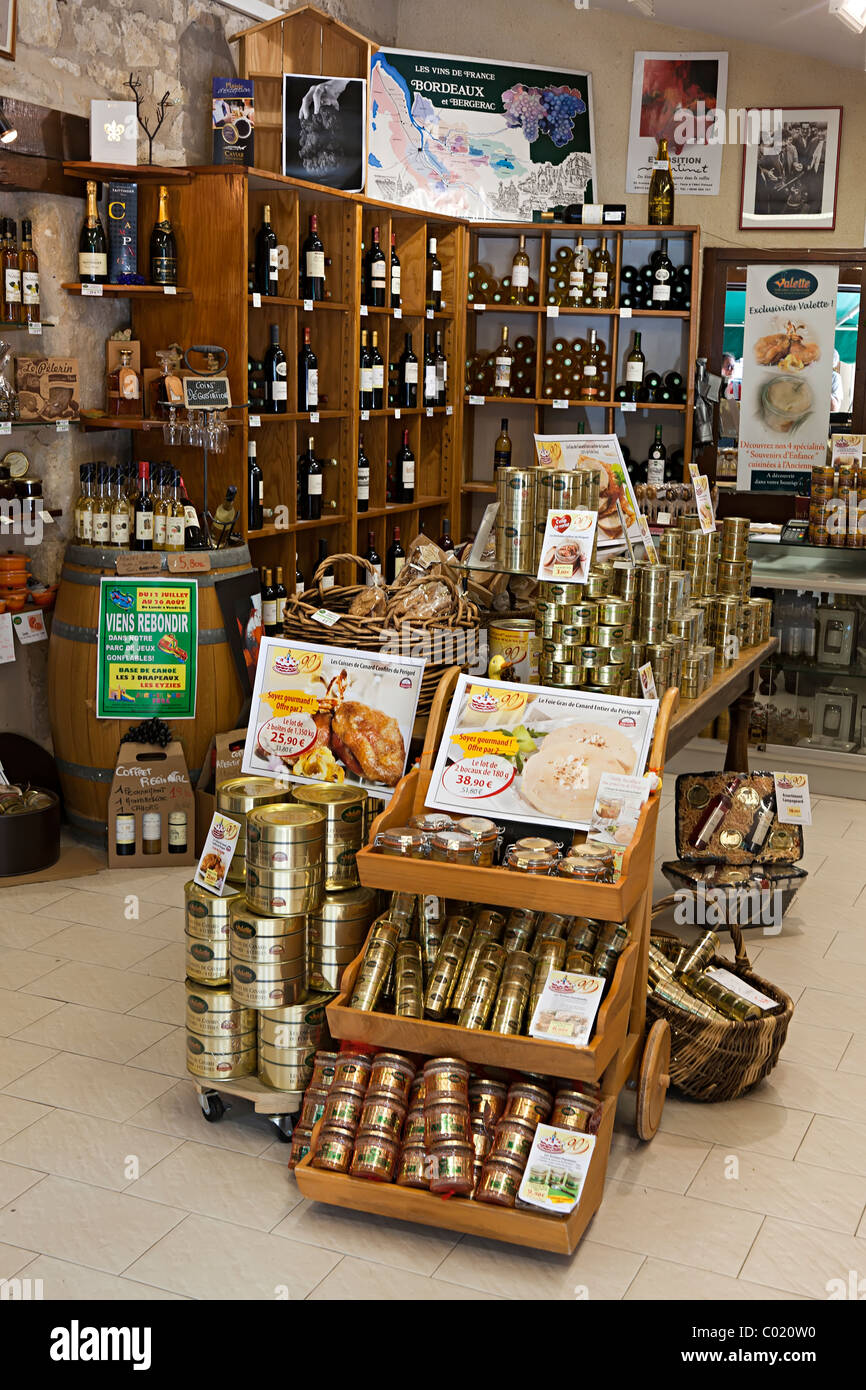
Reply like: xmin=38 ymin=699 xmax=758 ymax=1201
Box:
xmin=757 ymin=955 xmax=866 ymax=1000
xmin=32 ymin=890 xmax=166 ymax=930
xmin=128 ymin=981 xmax=185 ymax=1025
xmin=129 ymin=943 xmax=185 ymax=981
xmin=15 ymin=1254 xmax=187 ymax=1300
xmin=751 ymin=1059 xmax=866 ymax=1126
xmin=10 ymin=1003 xmax=174 ymax=1064
xmin=0 ymin=1158 xmax=45 ymax=1204
xmin=127 ymin=1027 xmax=188 ymax=1079
xmin=838 ymin=1034 xmax=866 ymax=1077
xmin=757 ymin=923 xmax=837 ymax=958
xmin=0 ymin=1241 xmax=36 ymax=1279
xmin=740 ymin=1216 xmax=866 ymax=1299
xmin=21 ymin=960 xmax=167 ymax=1013
xmin=623 ymin=1257 xmax=805 ymax=1301
xmin=5 ymin=1052 xmax=176 ymax=1123
xmin=686 ymin=1144 xmax=866 ymax=1233
xmin=826 ymin=929 xmax=866 ymax=967
xmin=0 ymin=987 xmax=62 ymax=1037
xmin=0 ymin=950 xmax=64 ymax=991
xmin=310 ymin=1255 xmax=501 ymax=1300
xmin=795 ymin=1114 xmax=866 ymax=1177
xmin=659 ymin=1094 xmax=813 ymax=1159
xmin=794 ymin=987 xmax=866 ymax=1035
xmin=0 ymin=1109 xmax=182 ymax=1191
xmin=606 ymin=1130 xmax=711 ymax=1194
xmin=274 ymin=1198 xmax=461 ymax=1275
xmin=0 ymin=1175 xmax=185 ymax=1275
xmin=586 ymin=1179 xmax=763 ymax=1275
xmin=123 ymin=1212 xmax=339 ymax=1299
xmin=0 ymin=916 xmax=75 ymax=951
xmin=434 ymin=1233 xmax=643 ymax=1300
xmin=0 ymin=1038 xmax=58 ymax=1089
xmin=0 ymin=1094 xmax=52 ymax=1145
xmin=0 ymin=885 xmax=76 ymax=915
xmin=128 ymin=1140 xmax=301 ymax=1231
xmin=128 ymin=1082 xmax=277 ymax=1157
xmin=108 ymin=906 xmax=184 ymax=942
xmin=781 ymin=1018 xmax=852 ymax=1070
xmin=133 ymin=869 xmax=195 ymax=908
xmin=29 ymin=924 xmax=163 ymax=970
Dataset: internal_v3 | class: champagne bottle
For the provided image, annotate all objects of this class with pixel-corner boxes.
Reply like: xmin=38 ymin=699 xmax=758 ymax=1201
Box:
xmin=297 ymin=325 xmax=318 ymax=411
xmin=150 ymin=185 xmax=177 ymax=286
xmin=386 ymin=525 xmax=406 ymax=582
xmin=132 ymin=461 xmax=154 ymax=552
xmin=247 ymin=439 xmax=264 ymax=532
xmin=494 ymin=418 xmax=512 ymax=470
xmin=426 ymin=235 xmax=442 ymax=311
xmin=357 ymin=436 xmax=370 ymax=512
xmin=255 ymin=203 xmax=279 ymax=297
xmin=648 ymin=138 xmax=675 ymax=226
xmin=399 ymin=332 xmax=418 ymax=408
xmin=20 ymin=219 xmax=39 ymax=326
xmin=390 ymin=232 xmax=401 ymax=308
xmin=623 ymin=331 xmax=645 ymax=403
xmin=78 ymin=181 xmax=108 ymax=284
xmin=299 ymin=213 xmax=325 ymax=300
xmin=493 ymin=325 xmax=513 ymax=397
xmin=364 ymin=224 xmax=387 ymax=307
xmin=264 ymin=323 xmax=287 ymax=414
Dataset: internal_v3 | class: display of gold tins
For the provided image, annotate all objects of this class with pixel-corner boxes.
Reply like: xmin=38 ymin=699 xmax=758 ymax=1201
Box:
xmin=185 ymin=931 xmax=230 ymax=986
xmin=186 ymin=1030 xmax=256 ymax=1081
xmin=292 ymin=783 xmax=367 ymax=890
xmin=496 ymin=468 xmax=537 ymax=571
xmin=185 ymin=980 xmax=257 ymax=1037
xmin=720 ymin=516 xmax=750 ymax=562
xmin=246 ymin=803 xmax=325 ymax=870
xmin=229 ymin=898 xmax=305 ymax=960
xmin=258 ymin=1046 xmax=315 ymax=1091
xmin=231 ymin=957 xmax=306 ymax=1009
xmin=257 ymin=997 xmax=327 ymax=1051
xmin=244 ymin=862 xmax=324 ymax=917
xmin=184 ymin=881 xmax=240 ymax=941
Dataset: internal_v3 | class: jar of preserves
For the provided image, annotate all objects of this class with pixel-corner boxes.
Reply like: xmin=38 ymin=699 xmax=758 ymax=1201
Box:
xmin=468 ymin=1079 xmax=507 ymax=1131
xmin=425 ymin=1101 xmax=471 ymax=1147
xmin=489 ymin=1116 xmax=537 ymax=1164
xmin=423 ymin=1057 xmax=470 ymax=1102
xmin=312 ymin=1123 xmax=355 ymax=1173
xmin=505 ymin=1082 xmax=553 ymax=1126
xmin=332 ymin=1050 xmax=373 ymax=1090
xmin=429 ymin=1140 xmax=474 ymax=1195
xmin=349 ymin=1128 xmax=399 ymax=1182
xmin=322 ymin=1087 xmax=365 ymax=1130
xmin=359 ymin=1090 xmax=407 ymax=1138
xmin=475 ymin=1155 xmax=525 ymax=1207
xmin=396 ymin=1144 xmax=429 ymax=1189
xmin=368 ymin=1052 xmax=415 ymax=1102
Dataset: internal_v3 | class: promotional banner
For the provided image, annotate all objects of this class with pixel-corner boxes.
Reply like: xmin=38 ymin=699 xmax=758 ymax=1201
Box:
xmin=426 ymin=676 xmax=657 ymax=831
xmin=536 ymin=507 xmax=598 ymax=584
xmin=96 ymin=578 xmax=198 ymax=720
xmin=242 ymin=639 xmax=425 ymax=797
xmin=737 ymin=263 xmax=838 ymax=492
xmin=626 ymin=52 xmax=728 ymax=196
xmin=368 ymin=49 xmax=596 ymax=220
xmin=533 ymin=434 xmax=642 ymax=550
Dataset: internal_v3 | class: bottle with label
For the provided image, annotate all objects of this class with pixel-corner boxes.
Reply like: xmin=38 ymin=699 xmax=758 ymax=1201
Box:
xmin=179 ymin=476 xmax=207 ymax=551
xmin=648 ymin=138 xmax=675 ymax=226
xmin=389 ymin=231 xmax=401 ymax=308
xmin=115 ymin=813 xmax=136 ymax=858
xmin=108 ymin=347 xmax=141 ymax=417
xmin=299 ymin=213 xmax=325 ymax=300
xmin=261 ymin=567 xmax=278 ymax=635
xmin=423 ymin=332 xmax=438 ymax=407
xmin=150 ymin=185 xmax=177 ymax=286
xmin=359 ymin=328 xmax=374 ymax=410
xmin=590 ymin=238 xmax=613 ymax=309
xmin=688 ymin=776 xmax=744 ymax=850
xmin=264 ymin=323 xmax=287 ymax=414
xmin=168 ymin=810 xmax=187 ymax=855
xmin=386 ymin=526 xmax=406 ymax=583
xmin=364 ymin=224 xmax=387 ymax=307
xmin=365 ymin=529 xmax=382 ymax=585
xmin=399 ymin=332 xmax=418 ymax=408
xmin=255 ymin=203 xmax=279 ymax=297
xmin=73 ymin=465 xmax=88 ymax=543
xmin=396 ymin=428 xmax=415 ymax=504
xmin=743 ymin=790 xmax=777 ymax=855
xmin=494 ymin=418 xmax=512 ymax=470
xmin=317 ymin=538 xmax=334 ymax=590
xmin=273 ymin=566 xmax=287 ymax=630
xmin=580 ymin=328 xmax=602 ymax=401
xmin=647 ymin=425 xmax=666 ymax=487
xmin=650 ymin=238 xmax=674 ymax=306
xmin=165 ymin=469 xmax=185 ymax=553
xmin=510 ymin=234 xmax=530 ymax=305
xmin=357 ymin=436 xmax=370 ymax=512
xmin=370 ymin=330 xmax=384 ymax=410
xmin=91 ymin=465 xmax=112 ymax=548
xmin=295 ymin=559 xmax=306 ymax=595
xmin=297 ymin=325 xmax=318 ymax=411
xmin=623 ymin=331 xmax=645 ymax=402
xmin=247 ymin=440 xmax=263 ymax=532
xmin=20 ymin=220 xmax=39 ymax=326
xmin=438 ymin=517 xmax=455 ymax=554
xmin=568 ymin=236 xmax=589 ymax=307
xmin=0 ymin=220 xmax=18 ymax=323
xmin=433 ymin=330 xmax=447 ymax=406
xmin=79 ymin=181 xmax=108 ymax=284
xmin=132 ymin=461 xmax=154 ymax=552
xmin=299 ymin=435 xmax=323 ymax=521
xmin=151 ymin=464 xmax=168 ymax=548
xmin=426 ymin=236 xmax=442 ymax=311
xmin=493 ymin=325 xmax=514 ymax=397
xmin=209 ymin=485 xmax=239 ymax=549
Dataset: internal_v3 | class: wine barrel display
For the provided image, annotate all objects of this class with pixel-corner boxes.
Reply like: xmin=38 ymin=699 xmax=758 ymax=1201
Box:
xmin=47 ymin=544 xmax=254 ymax=841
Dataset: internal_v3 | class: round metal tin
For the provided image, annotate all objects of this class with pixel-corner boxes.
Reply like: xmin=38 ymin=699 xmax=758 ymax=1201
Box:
xmin=185 ymin=980 xmax=257 ymax=1037
xmin=185 ymin=932 xmax=230 ymax=986
xmin=231 ymin=959 xmax=306 ymax=1008
xmin=216 ymin=776 xmax=294 ymax=816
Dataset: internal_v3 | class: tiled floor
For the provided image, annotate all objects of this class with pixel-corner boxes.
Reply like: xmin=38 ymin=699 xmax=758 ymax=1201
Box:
xmin=1 ymin=792 xmax=865 ymax=1301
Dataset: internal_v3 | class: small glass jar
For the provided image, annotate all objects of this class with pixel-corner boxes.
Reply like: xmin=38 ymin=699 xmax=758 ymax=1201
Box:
xmin=423 ymin=1057 xmax=470 ymax=1103
xmin=475 ymin=1155 xmax=525 ymax=1207
xmin=375 ymin=826 xmax=427 ymax=858
xmin=299 ymin=1087 xmax=330 ymax=1130
xmin=333 ymin=1050 xmax=373 ymax=1090
xmin=310 ymin=1051 xmax=339 ymax=1091
xmin=454 ymin=816 xmax=501 ymax=866
xmin=429 ymin=1140 xmax=474 ymax=1195
xmin=470 ymin=1115 xmax=493 ymax=1163
xmin=489 ymin=1116 xmax=537 ymax=1164
xmin=322 ymin=1087 xmax=365 ymax=1130
xmin=408 ymin=1073 xmax=426 ymax=1108
xmin=468 ymin=1079 xmax=508 ymax=1131
xmin=287 ymin=1126 xmax=313 ymax=1170
xmin=429 ymin=830 xmax=481 ymax=865
xmin=403 ymin=1108 xmax=426 ymax=1146
xmin=142 ymin=811 xmax=161 ymax=855
xmin=425 ymin=1101 xmax=471 ymax=1147
xmin=551 ymin=1090 xmax=599 ymax=1133
xmin=312 ymin=1123 xmax=355 ymax=1173
xmin=349 ymin=1128 xmax=399 ymax=1182
xmin=396 ymin=1144 xmax=429 ymax=1188
xmin=557 ymin=855 xmax=609 ymax=881
xmin=408 ymin=812 xmax=453 ymax=833
xmin=511 ymin=836 xmax=561 ymax=857
xmin=504 ymin=846 xmax=557 ymax=875
xmin=505 ymin=1083 xmax=553 ymax=1126
xmin=168 ymin=809 xmax=188 ymax=854
xmin=359 ymin=1090 xmax=406 ymax=1138
xmin=368 ymin=1052 xmax=415 ymax=1102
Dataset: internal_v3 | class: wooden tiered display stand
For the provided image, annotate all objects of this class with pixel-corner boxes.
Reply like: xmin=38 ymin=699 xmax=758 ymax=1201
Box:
xmin=295 ymin=670 xmax=677 ymax=1253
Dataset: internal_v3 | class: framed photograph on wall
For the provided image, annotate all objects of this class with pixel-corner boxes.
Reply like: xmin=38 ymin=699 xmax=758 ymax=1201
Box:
xmin=740 ymin=107 xmax=842 ymax=231
xmin=0 ymin=0 xmax=16 ymax=62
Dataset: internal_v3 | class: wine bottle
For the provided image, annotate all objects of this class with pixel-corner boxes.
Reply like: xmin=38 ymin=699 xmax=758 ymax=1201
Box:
xmin=396 ymin=427 xmax=415 ymax=504
xmin=357 ymin=436 xmax=370 ymax=512
xmin=650 ymin=238 xmax=674 ymax=307
xmin=261 ymin=567 xmax=277 ymax=635
xmin=648 ymin=138 xmax=675 ymax=226
xmin=299 ymin=213 xmax=325 ymax=300
xmin=210 ymin=485 xmax=239 ymax=549
xmin=359 ymin=328 xmax=374 ymax=411
xmin=78 ymin=181 xmax=108 ymax=285
xmin=150 ymin=185 xmax=177 ymax=286
xmin=423 ymin=332 xmax=438 ymax=407
xmin=647 ymin=425 xmax=666 ymax=487
xmin=398 ymin=332 xmax=418 ymax=408
xmin=434 ymin=330 xmax=447 ymax=406
xmin=590 ymin=238 xmax=613 ymax=309
xmin=568 ymin=236 xmax=589 ymax=308
xmin=273 ymin=566 xmax=287 ymax=630
xmin=247 ymin=439 xmax=264 ymax=531
xmin=76 ymin=464 xmax=95 ymax=545
xmin=386 ymin=526 xmax=406 ymax=583
xmin=426 ymin=235 xmax=442 ymax=311
xmin=371 ymin=330 xmax=384 ymax=410
xmin=688 ymin=776 xmax=743 ymax=849
xmin=131 ymin=461 xmax=154 ymax=552
xmin=365 ymin=528 xmax=382 ymax=585
xmin=264 ymin=323 xmax=287 ymax=415
xmin=92 ymin=465 xmax=112 ymax=549
xmin=179 ymin=476 xmax=208 ymax=551
xmin=623 ymin=331 xmax=645 ymax=403
xmin=165 ymin=469 xmax=185 ymax=553
xmin=494 ymin=418 xmax=512 ymax=470
xmin=510 ymin=234 xmax=530 ymax=305
xmin=20 ymin=219 xmax=39 ymax=326
xmin=255 ymin=203 xmax=279 ymax=297
xmin=298 ymin=434 xmax=322 ymax=522
xmin=364 ymin=224 xmax=387 ymax=307
xmin=438 ymin=517 xmax=455 ymax=554
xmin=317 ymin=538 xmax=334 ymax=590
xmin=295 ymin=559 xmax=306 ymax=596
xmin=493 ymin=325 xmax=513 ymax=397
xmin=109 ymin=465 xmax=131 ymax=548
xmin=390 ymin=232 xmax=401 ymax=308
xmin=581 ymin=328 xmax=602 ymax=401
xmin=297 ymin=325 xmax=318 ymax=411
xmin=153 ymin=462 xmax=170 ymax=548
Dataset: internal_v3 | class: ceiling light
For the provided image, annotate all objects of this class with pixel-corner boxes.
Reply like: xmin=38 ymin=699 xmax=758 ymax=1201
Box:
xmin=0 ymin=114 xmax=17 ymax=145
xmin=829 ymin=0 xmax=866 ymax=33
xmin=627 ymin=0 xmax=656 ymax=15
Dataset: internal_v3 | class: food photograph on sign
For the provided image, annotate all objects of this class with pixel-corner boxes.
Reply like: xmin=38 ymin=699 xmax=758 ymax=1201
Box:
xmin=427 ymin=675 xmax=658 ymax=830
xmin=536 ymin=508 xmax=598 ymax=584
xmin=534 ymin=434 xmax=641 ymax=548
xmin=242 ymin=639 xmax=425 ymax=796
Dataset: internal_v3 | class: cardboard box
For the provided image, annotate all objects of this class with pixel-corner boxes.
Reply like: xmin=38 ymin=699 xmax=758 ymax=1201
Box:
xmin=107 ymin=740 xmax=196 ymax=869
xmin=107 ymin=180 xmax=138 ymax=282
xmin=195 ymin=728 xmax=247 ymax=853
xmin=14 ymin=357 xmax=80 ymax=423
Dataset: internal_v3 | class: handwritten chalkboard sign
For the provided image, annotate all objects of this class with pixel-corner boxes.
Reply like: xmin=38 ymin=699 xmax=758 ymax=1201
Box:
xmin=182 ymin=375 xmax=232 ymax=410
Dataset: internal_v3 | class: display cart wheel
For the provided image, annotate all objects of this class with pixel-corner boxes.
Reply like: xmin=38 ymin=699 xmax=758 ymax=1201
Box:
xmin=269 ymin=1114 xmax=294 ymax=1142
xmin=199 ymin=1090 xmax=226 ymax=1123
xmin=635 ymin=1019 xmax=671 ymax=1141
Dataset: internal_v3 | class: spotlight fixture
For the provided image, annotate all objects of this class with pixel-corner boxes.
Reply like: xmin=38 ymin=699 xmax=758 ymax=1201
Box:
xmin=829 ymin=0 xmax=866 ymax=33
xmin=627 ymin=0 xmax=656 ymax=15
xmin=0 ymin=113 xmax=18 ymax=145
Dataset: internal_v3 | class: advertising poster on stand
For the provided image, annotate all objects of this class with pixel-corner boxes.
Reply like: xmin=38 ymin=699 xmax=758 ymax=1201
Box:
xmin=96 ymin=578 xmax=198 ymax=720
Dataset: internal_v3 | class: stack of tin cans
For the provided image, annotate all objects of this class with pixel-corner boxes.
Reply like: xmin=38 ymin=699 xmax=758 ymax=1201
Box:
xmin=494 ymin=464 xmax=601 ymax=574
xmin=216 ymin=776 xmax=294 ymax=887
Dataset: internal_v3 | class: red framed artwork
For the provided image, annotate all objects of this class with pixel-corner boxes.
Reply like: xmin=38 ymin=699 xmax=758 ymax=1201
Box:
xmin=740 ymin=106 xmax=842 ymax=232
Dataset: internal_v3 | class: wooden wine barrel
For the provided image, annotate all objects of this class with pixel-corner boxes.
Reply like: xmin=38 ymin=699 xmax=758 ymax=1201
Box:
xmin=47 ymin=544 xmax=254 ymax=841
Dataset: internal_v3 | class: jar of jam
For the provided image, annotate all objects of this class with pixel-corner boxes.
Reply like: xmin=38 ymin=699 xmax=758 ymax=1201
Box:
xmin=505 ymin=1083 xmax=553 ymax=1126
xmin=468 ymin=1079 xmax=507 ymax=1131
xmin=489 ymin=1116 xmax=537 ymax=1164
xmin=299 ymin=1087 xmax=330 ymax=1130
xmin=349 ymin=1128 xmax=399 ymax=1182
xmin=476 ymin=1155 xmax=525 ymax=1207
xmin=423 ymin=1057 xmax=470 ymax=1103
xmin=403 ymin=1108 xmax=426 ymax=1146
xmin=425 ymin=1101 xmax=470 ymax=1147
xmin=287 ymin=1125 xmax=314 ymax=1169
xmin=333 ymin=1050 xmax=373 ymax=1090
xmin=322 ymin=1087 xmax=365 ymax=1129
xmin=429 ymin=1140 xmax=474 ymax=1195
xmin=312 ymin=1123 xmax=355 ymax=1172
xmin=375 ymin=826 xmax=428 ymax=858
xmin=368 ymin=1052 xmax=415 ymax=1102
xmin=396 ymin=1144 xmax=429 ymax=1189
xmin=359 ymin=1090 xmax=407 ymax=1138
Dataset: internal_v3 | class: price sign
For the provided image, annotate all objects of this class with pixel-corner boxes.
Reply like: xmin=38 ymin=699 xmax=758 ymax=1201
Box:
xmin=446 ymin=405 xmax=453 ymax=416
xmin=55 ymin=419 xmax=70 ymax=433
xmin=303 ymin=298 xmax=313 ymax=311
xmin=394 ymin=408 xmax=401 ymax=419
xmin=257 ymin=713 xmax=318 ymax=759
xmin=249 ymin=414 xmax=260 ymax=428
xmin=309 ymin=411 xmax=319 ymax=423
xmin=619 ymin=306 xmax=632 ymax=319
xmin=360 ymin=304 xmax=368 ymax=317
xmin=360 ymin=410 xmax=370 ymax=421
xmin=82 ymin=283 xmax=103 ymax=297
xmin=473 ymin=303 xmax=486 ymax=312
xmin=426 ymin=308 xmax=434 ymax=319
xmin=28 ymin=322 xmax=42 ymax=336
xmin=468 ymin=394 xmax=484 ymax=405
xmin=252 ymin=292 xmax=262 ymax=308
xmin=546 ymin=305 xmax=560 ymax=318
xmin=0 ymin=423 xmax=11 ymax=435
xmin=553 ymin=399 xmax=568 ymax=409
xmin=426 ymin=407 xmax=433 ymax=417
xmin=393 ymin=307 xmax=402 ymax=319
xmin=163 ymin=285 xmax=177 ymax=296
xmin=621 ymin=403 xmax=636 ymax=413
xmin=442 ymin=754 xmax=516 ymax=800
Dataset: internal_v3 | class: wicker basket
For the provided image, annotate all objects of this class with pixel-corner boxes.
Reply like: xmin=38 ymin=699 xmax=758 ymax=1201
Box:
xmin=647 ymin=901 xmax=794 ymax=1103
xmin=282 ymin=554 xmax=480 ymax=716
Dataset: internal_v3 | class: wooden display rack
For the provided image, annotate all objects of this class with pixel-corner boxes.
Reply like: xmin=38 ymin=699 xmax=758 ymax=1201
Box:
xmin=294 ymin=670 xmax=678 ymax=1252
xmin=192 ymin=1074 xmax=303 ymax=1142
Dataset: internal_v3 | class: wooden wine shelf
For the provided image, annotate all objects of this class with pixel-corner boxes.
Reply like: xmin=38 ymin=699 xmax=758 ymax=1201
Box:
xmin=248 ymin=294 xmax=350 ymax=311
xmin=359 ymin=495 xmax=448 ymax=518
xmin=80 ymin=416 xmax=245 ymax=431
xmin=61 ymin=283 xmax=192 ymax=299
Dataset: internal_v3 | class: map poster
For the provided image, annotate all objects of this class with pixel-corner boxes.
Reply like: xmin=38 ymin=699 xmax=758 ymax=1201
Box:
xmin=737 ymin=263 xmax=838 ymax=493
xmin=96 ymin=578 xmax=198 ymax=720
xmin=367 ymin=49 xmax=596 ymax=221
xmin=625 ymin=52 xmax=728 ymax=196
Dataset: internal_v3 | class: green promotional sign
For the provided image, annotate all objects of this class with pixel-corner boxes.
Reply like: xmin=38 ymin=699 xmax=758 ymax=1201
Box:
xmin=96 ymin=578 xmax=198 ymax=720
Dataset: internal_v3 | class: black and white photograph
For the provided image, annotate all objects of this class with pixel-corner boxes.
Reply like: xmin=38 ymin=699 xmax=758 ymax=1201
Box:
xmin=0 ymin=0 xmax=16 ymax=62
xmin=282 ymin=74 xmax=366 ymax=191
xmin=740 ymin=106 xmax=842 ymax=230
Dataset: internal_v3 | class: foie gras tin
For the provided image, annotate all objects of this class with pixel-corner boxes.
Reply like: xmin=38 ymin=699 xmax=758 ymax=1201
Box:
xmin=185 ymin=930 xmax=230 ymax=985
xmin=184 ymin=881 xmax=241 ymax=941
xmin=229 ymin=899 xmax=306 ymax=963
xmin=185 ymin=979 xmax=257 ymax=1037
xmin=216 ymin=776 xmax=294 ymax=816
xmin=308 ymin=886 xmax=377 ymax=948
xmin=258 ymin=1044 xmax=316 ymax=1091
xmin=245 ymin=862 xmax=324 ymax=916
xmin=186 ymin=1030 xmax=256 ymax=1080
xmin=231 ymin=958 xmax=306 ymax=1008
xmin=246 ymin=804 xmax=325 ymax=870
xmin=293 ymin=784 xmax=367 ymax=890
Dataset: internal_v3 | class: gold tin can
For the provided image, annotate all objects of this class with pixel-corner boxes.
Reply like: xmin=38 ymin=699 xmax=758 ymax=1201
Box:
xmin=457 ymin=942 xmax=508 ymax=1030
xmin=185 ymin=931 xmax=230 ymax=986
xmin=592 ymin=623 xmax=630 ymax=646
xmin=576 ymin=644 xmax=606 ymax=667
xmin=307 ymin=955 xmax=355 ymax=993
xmin=350 ymin=923 xmax=399 ymax=1011
xmin=451 ymin=924 xmax=504 ymax=1015
xmin=186 ymin=1031 xmax=256 ymax=1081
xmin=246 ymin=804 xmax=325 ymax=870
xmin=488 ymin=617 xmax=538 ymax=682
xmin=185 ymin=980 xmax=257 ymax=1038
xmin=257 ymin=1014 xmax=322 ymax=1053
xmin=475 ymin=1155 xmax=524 ymax=1207
xmin=184 ymin=881 xmax=240 ymax=941
xmin=584 ymin=571 xmax=610 ymax=599
xmin=597 ymin=598 xmax=632 ymax=626
xmin=293 ymin=783 xmax=367 ymax=890
xmin=229 ymin=904 xmax=306 ymax=963
xmin=395 ymin=940 xmax=424 ymax=1018
xmin=489 ymin=983 xmax=528 ymax=1036
xmin=307 ymin=886 xmax=377 ymax=948
xmin=312 ymin=1124 xmax=355 ymax=1173
xmin=675 ymin=929 xmax=720 ymax=977
xmin=567 ymin=601 xmax=597 ymax=626
xmin=585 ymin=664 xmax=623 ymax=687
xmin=226 ymin=856 xmax=246 ymax=887
xmin=245 ymin=863 xmax=324 ymax=917
xmin=258 ymin=1045 xmax=315 ymax=1091
xmin=551 ymin=662 xmax=579 ymax=686
xmin=217 ymin=776 xmax=294 ymax=816
xmin=231 ymin=958 xmax=306 ymax=1009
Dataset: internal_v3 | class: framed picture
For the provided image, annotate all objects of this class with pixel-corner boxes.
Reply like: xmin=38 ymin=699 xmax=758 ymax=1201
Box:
xmin=740 ymin=107 xmax=842 ymax=231
xmin=0 ymin=0 xmax=16 ymax=62
xmin=282 ymin=75 xmax=366 ymax=192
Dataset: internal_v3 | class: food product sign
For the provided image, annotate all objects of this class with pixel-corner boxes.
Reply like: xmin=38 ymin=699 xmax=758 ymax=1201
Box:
xmin=533 ymin=435 xmax=642 ymax=550
xmin=737 ymin=263 xmax=838 ymax=493
xmin=96 ymin=578 xmax=198 ymax=719
xmin=426 ymin=675 xmax=657 ymax=831
xmin=241 ymin=639 xmax=425 ymax=797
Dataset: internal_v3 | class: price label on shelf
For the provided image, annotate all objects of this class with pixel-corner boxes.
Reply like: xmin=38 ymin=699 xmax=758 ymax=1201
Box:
xmin=553 ymin=399 xmax=568 ymax=409
xmin=657 ymin=511 xmax=672 ymax=526
xmin=394 ymin=408 xmax=401 ymax=419
xmin=393 ymin=307 xmax=402 ymax=319
xmin=360 ymin=410 xmax=370 ymax=421
xmin=426 ymin=308 xmax=434 ymax=319
xmin=163 ymin=285 xmax=176 ymax=296
xmin=446 ymin=405 xmax=453 ymax=416
xmin=360 ymin=304 xmax=368 ymax=316
xmin=468 ymin=395 xmax=484 ymax=406
xmin=619 ymin=306 xmax=632 ymax=319
xmin=621 ymin=403 xmax=636 ymax=413
xmin=55 ymin=419 xmax=70 ymax=433
xmin=309 ymin=412 xmax=319 ymax=423
xmin=252 ymin=292 xmax=261 ymax=308
xmin=303 ymin=298 xmax=313 ymax=312
xmin=546 ymin=305 xmax=560 ymax=318
xmin=28 ymin=322 xmax=42 ymax=336
xmin=311 ymin=608 xmax=342 ymax=628
xmin=249 ymin=414 xmax=261 ymax=429
xmin=0 ymin=423 xmax=11 ymax=435
xmin=426 ymin=407 xmax=433 ymax=418
xmin=82 ymin=283 xmax=103 ymax=297
xmin=473 ymin=303 xmax=486 ymax=312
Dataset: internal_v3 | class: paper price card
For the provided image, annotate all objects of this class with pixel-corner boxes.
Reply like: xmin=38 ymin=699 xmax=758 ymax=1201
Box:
xmin=773 ymin=772 xmax=812 ymax=826
xmin=529 ymin=970 xmax=605 ymax=1046
xmin=518 ymin=1124 xmax=597 ymax=1215
xmin=689 ymin=464 xmax=716 ymax=535
xmin=637 ymin=514 xmax=658 ymax=562
xmin=194 ymin=811 xmax=242 ymax=896
xmin=536 ymin=508 xmax=598 ymax=585
xmin=638 ymin=661 xmax=657 ymax=700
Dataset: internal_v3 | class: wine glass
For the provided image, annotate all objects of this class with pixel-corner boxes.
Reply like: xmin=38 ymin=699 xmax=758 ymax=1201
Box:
xmin=162 ymin=406 xmax=184 ymax=446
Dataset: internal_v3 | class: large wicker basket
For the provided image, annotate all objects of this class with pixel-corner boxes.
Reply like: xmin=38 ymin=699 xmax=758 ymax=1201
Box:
xmin=282 ymin=554 xmax=480 ymax=717
xmin=647 ymin=902 xmax=794 ymax=1103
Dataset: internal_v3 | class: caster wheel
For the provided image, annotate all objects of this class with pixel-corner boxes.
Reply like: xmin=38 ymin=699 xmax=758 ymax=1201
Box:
xmin=636 ymin=1019 xmax=671 ymax=1141
xmin=269 ymin=1114 xmax=293 ymax=1142
xmin=199 ymin=1090 xmax=225 ymax=1123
